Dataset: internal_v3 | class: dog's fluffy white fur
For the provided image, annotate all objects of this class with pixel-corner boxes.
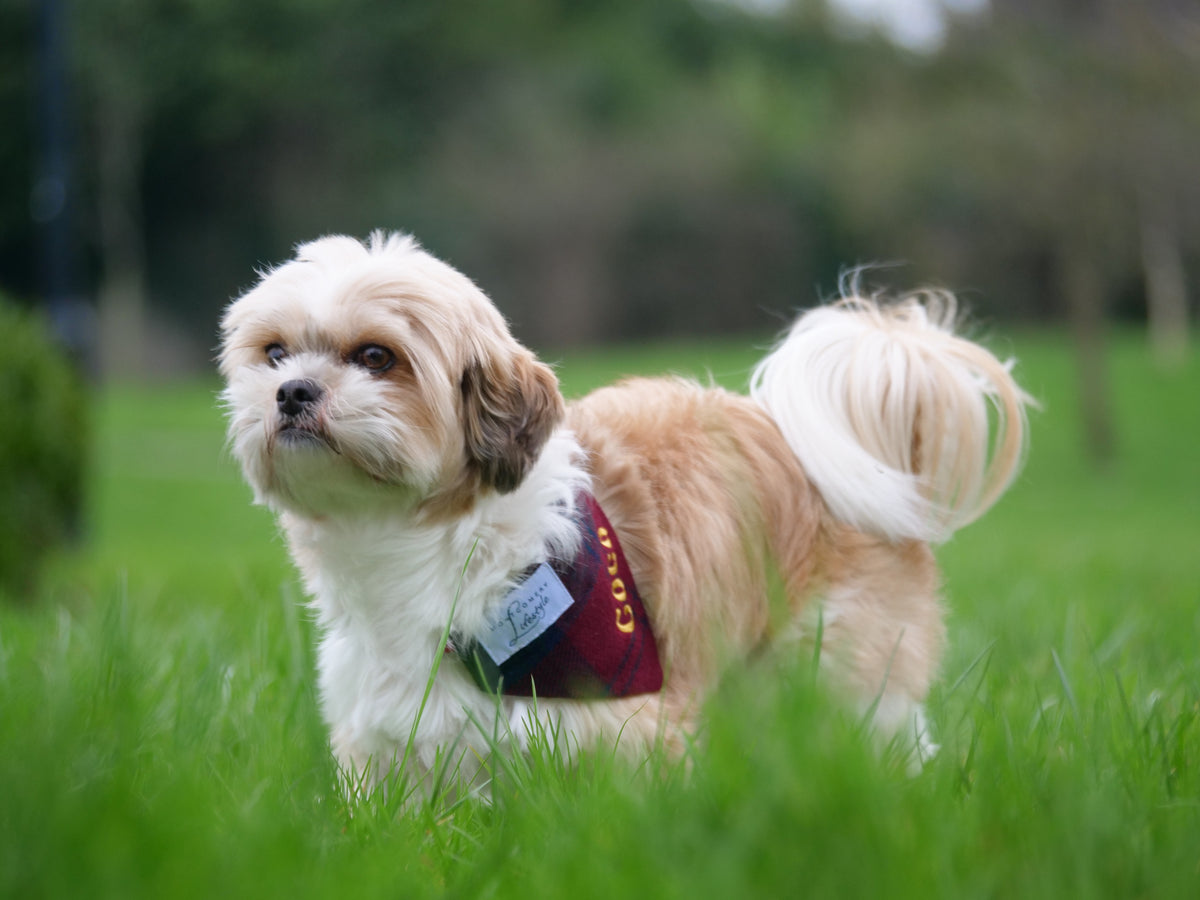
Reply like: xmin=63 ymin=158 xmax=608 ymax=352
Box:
xmin=218 ymin=232 xmax=1030 ymax=792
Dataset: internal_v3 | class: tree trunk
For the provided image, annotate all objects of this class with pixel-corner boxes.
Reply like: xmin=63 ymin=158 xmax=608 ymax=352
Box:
xmin=533 ymin=225 xmax=610 ymax=346
xmin=96 ymin=90 xmax=149 ymax=380
xmin=1059 ymin=237 xmax=1116 ymax=464
xmin=1138 ymin=193 xmax=1190 ymax=369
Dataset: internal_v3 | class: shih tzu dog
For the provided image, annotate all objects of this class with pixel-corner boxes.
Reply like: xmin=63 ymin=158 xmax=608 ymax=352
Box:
xmin=219 ymin=232 xmax=1030 ymax=794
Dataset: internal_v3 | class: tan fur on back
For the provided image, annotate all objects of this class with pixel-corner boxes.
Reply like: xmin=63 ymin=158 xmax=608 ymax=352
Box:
xmin=571 ymin=380 xmax=814 ymax=688
xmin=569 ymin=376 xmax=945 ymax=741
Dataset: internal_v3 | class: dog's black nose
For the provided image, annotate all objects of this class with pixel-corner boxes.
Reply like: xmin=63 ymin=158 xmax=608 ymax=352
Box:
xmin=276 ymin=379 xmax=324 ymax=417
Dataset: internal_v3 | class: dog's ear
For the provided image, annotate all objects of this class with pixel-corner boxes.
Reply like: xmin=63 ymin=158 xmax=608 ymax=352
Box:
xmin=460 ymin=350 xmax=565 ymax=493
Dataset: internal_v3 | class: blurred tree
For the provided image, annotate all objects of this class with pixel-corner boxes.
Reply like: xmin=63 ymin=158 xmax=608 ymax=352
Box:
xmin=74 ymin=0 xmax=172 ymax=378
xmin=1118 ymin=1 xmax=1198 ymax=369
xmin=798 ymin=0 xmax=1198 ymax=461
xmin=70 ymin=0 xmax=490 ymax=375
xmin=0 ymin=0 xmax=1191 ymax=386
xmin=974 ymin=0 xmax=1198 ymax=455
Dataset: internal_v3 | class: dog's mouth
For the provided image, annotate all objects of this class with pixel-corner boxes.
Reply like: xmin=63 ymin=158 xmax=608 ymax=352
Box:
xmin=272 ymin=418 xmax=339 ymax=453
xmin=265 ymin=413 xmax=413 ymax=503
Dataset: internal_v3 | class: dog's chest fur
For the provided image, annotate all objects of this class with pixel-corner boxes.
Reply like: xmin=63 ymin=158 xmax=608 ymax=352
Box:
xmin=278 ymin=432 xmax=592 ymax=776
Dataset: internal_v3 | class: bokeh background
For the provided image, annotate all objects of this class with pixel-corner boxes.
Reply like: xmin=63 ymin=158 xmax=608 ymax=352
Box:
xmin=4 ymin=1 xmax=1196 ymax=404
xmin=3 ymin=6 xmax=1200 ymax=894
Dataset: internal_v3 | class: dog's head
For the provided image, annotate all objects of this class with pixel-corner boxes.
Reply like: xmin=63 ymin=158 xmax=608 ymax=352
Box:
xmin=218 ymin=232 xmax=563 ymax=517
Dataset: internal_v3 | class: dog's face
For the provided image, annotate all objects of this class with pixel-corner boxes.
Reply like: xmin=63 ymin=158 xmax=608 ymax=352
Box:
xmin=218 ymin=233 xmax=563 ymax=517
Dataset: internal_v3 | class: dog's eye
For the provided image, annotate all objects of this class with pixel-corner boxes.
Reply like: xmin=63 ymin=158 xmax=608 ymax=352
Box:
xmin=351 ymin=344 xmax=395 ymax=374
xmin=265 ymin=343 xmax=287 ymax=367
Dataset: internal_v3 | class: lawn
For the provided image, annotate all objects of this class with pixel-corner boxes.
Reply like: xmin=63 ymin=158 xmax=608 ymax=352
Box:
xmin=1 ymin=329 xmax=1197 ymax=898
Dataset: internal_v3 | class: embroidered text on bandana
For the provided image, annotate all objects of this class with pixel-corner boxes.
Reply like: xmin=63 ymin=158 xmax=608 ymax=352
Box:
xmin=459 ymin=493 xmax=663 ymax=699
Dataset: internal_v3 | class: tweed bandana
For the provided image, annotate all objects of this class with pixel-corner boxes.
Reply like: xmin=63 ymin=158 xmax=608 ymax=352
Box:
xmin=458 ymin=493 xmax=663 ymax=699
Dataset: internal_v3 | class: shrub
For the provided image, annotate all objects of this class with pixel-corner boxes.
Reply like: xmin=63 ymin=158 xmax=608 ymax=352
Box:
xmin=0 ymin=297 xmax=87 ymax=600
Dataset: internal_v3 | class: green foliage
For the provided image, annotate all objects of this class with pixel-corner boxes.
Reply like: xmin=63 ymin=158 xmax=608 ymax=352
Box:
xmin=9 ymin=0 xmax=1195 ymax=357
xmin=0 ymin=298 xmax=86 ymax=599
xmin=2 ymin=332 xmax=1198 ymax=897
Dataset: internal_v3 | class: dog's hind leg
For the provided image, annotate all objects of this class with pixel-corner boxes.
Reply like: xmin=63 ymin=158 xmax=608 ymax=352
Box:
xmin=796 ymin=530 xmax=946 ymax=770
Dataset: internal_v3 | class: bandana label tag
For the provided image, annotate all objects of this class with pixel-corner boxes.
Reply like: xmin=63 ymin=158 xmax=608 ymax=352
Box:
xmin=479 ymin=563 xmax=574 ymax=665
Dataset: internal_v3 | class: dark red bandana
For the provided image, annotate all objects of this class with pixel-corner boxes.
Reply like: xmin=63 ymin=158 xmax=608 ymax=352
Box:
xmin=457 ymin=493 xmax=663 ymax=699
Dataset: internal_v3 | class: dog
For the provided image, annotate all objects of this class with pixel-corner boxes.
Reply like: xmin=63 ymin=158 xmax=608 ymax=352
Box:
xmin=219 ymin=231 xmax=1030 ymax=795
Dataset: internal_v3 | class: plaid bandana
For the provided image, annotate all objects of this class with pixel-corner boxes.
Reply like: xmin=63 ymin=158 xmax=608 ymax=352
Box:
xmin=456 ymin=493 xmax=664 ymax=699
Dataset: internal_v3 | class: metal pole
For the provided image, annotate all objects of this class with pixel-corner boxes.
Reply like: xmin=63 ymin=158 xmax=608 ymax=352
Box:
xmin=33 ymin=0 xmax=93 ymax=369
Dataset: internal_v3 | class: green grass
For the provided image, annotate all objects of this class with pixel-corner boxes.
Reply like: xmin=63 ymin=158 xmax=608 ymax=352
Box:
xmin=2 ymin=330 xmax=1198 ymax=898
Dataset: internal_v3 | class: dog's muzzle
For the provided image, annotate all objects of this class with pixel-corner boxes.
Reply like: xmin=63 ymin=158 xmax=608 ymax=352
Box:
xmin=274 ymin=378 xmax=331 ymax=447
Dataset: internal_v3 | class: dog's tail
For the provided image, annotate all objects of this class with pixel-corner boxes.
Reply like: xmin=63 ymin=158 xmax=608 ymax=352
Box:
xmin=750 ymin=289 xmax=1032 ymax=543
